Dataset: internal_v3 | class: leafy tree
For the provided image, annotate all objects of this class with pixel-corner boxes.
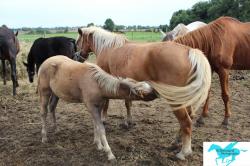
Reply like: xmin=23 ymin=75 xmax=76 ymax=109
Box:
xmin=103 ymin=18 xmax=115 ymax=32
xmin=87 ymin=23 xmax=94 ymax=27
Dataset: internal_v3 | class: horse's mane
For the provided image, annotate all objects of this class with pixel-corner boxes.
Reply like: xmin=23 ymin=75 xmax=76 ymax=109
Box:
xmin=174 ymin=17 xmax=239 ymax=58
xmin=80 ymin=26 xmax=128 ymax=55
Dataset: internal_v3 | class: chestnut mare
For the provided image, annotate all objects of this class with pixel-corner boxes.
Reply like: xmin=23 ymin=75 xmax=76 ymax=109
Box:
xmin=76 ymin=26 xmax=211 ymax=160
xmin=162 ymin=21 xmax=207 ymax=41
xmin=38 ymin=56 xmax=157 ymax=160
xmin=174 ymin=17 xmax=250 ymax=126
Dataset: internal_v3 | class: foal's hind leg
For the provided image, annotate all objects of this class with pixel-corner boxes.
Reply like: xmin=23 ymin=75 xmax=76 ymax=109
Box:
xmin=173 ymin=108 xmax=192 ymax=160
xmin=40 ymin=92 xmax=50 ymax=143
xmin=88 ymin=103 xmax=115 ymax=160
xmin=48 ymin=94 xmax=59 ymax=132
xmin=1 ymin=60 xmax=6 ymax=85
xmin=101 ymin=99 xmax=109 ymax=124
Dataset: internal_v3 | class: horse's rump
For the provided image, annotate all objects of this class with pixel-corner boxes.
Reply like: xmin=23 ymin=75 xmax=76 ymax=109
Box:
xmin=149 ymin=49 xmax=211 ymax=113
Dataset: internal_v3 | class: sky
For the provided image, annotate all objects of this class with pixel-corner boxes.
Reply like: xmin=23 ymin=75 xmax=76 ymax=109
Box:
xmin=1 ymin=0 xmax=204 ymax=28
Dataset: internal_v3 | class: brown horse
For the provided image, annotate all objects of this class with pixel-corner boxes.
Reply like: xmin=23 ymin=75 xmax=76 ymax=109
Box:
xmin=37 ymin=55 xmax=157 ymax=160
xmin=174 ymin=16 xmax=250 ymax=126
xmin=76 ymin=26 xmax=211 ymax=160
xmin=0 ymin=25 xmax=20 ymax=95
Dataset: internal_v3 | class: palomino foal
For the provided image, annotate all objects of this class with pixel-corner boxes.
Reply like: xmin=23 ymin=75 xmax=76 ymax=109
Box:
xmin=37 ymin=56 xmax=157 ymax=160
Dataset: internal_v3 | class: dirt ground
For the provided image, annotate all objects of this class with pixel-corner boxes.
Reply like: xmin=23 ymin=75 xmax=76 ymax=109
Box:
xmin=1 ymin=71 xmax=250 ymax=166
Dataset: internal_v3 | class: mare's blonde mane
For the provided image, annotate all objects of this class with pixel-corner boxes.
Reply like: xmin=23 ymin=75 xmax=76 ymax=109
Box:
xmin=80 ymin=26 xmax=128 ymax=55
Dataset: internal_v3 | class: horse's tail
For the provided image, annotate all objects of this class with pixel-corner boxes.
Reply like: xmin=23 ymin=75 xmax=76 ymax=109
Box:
xmin=149 ymin=49 xmax=211 ymax=114
xmin=88 ymin=63 xmax=121 ymax=95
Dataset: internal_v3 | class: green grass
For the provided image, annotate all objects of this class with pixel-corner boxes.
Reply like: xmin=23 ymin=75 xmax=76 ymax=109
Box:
xmin=18 ymin=31 xmax=162 ymax=43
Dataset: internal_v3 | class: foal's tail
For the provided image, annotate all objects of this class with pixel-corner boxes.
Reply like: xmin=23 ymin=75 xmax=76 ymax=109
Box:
xmin=149 ymin=49 xmax=211 ymax=114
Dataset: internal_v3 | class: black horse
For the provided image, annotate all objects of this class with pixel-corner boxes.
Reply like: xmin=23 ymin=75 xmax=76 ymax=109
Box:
xmin=0 ymin=25 xmax=20 ymax=95
xmin=23 ymin=37 xmax=79 ymax=83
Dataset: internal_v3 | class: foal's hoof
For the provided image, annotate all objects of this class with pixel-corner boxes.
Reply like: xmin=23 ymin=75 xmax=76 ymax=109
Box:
xmin=119 ymin=121 xmax=136 ymax=129
xmin=176 ymin=152 xmax=186 ymax=160
xmin=108 ymin=154 xmax=116 ymax=161
xmin=42 ymin=137 xmax=48 ymax=143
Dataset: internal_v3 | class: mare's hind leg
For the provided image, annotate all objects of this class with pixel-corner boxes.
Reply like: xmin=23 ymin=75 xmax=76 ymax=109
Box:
xmin=40 ymin=92 xmax=51 ymax=143
xmin=48 ymin=94 xmax=59 ymax=132
xmin=218 ymin=68 xmax=231 ymax=126
xmin=1 ymin=60 xmax=6 ymax=85
xmin=172 ymin=106 xmax=193 ymax=145
xmin=88 ymin=103 xmax=115 ymax=160
xmin=173 ymin=108 xmax=192 ymax=160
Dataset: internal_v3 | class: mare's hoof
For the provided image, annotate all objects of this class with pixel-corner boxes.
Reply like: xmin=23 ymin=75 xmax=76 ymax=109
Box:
xmin=196 ymin=117 xmax=205 ymax=127
xmin=222 ymin=118 xmax=229 ymax=126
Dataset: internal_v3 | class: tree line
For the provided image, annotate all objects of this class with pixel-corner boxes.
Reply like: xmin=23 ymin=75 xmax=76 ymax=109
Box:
xmin=169 ymin=0 xmax=250 ymax=29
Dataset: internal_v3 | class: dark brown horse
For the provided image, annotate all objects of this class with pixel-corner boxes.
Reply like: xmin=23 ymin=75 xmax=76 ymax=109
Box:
xmin=174 ymin=16 xmax=250 ymax=125
xmin=76 ymin=26 xmax=211 ymax=160
xmin=0 ymin=25 xmax=20 ymax=95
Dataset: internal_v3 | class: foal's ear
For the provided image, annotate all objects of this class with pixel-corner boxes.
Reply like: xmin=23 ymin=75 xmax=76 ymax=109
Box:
xmin=78 ymin=28 xmax=83 ymax=36
xmin=15 ymin=31 xmax=18 ymax=36
xmin=23 ymin=61 xmax=28 ymax=67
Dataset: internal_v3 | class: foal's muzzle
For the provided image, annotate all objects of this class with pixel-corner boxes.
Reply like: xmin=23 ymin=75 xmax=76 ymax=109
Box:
xmin=73 ymin=52 xmax=86 ymax=62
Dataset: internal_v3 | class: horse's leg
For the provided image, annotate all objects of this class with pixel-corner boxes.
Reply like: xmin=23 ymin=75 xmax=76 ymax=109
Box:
xmin=125 ymin=99 xmax=135 ymax=126
xmin=172 ymin=107 xmax=193 ymax=145
xmin=9 ymin=58 xmax=18 ymax=95
xmin=2 ymin=60 xmax=6 ymax=85
xmin=93 ymin=120 xmax=103 ymax=150
xmin=101 ymin=99 xmax=109 ymax=124
xmin=196 ymin=89 xmax=211 ymax=125
xmin=48 ymin=94 xmax=59 ymax=132
xmin=40 ymin=93 xmax=50 ymax=143
xmin=173 ymin=108 xmax=192 ymax=160
xmin=89 ymin=103 xmax=115 ymax=160
xmin=218 ymin=68 xmax=231 ymax=126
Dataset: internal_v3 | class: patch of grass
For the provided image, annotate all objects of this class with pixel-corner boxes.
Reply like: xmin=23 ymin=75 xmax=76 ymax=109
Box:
xmin=18 ymin=31 xmax=162 ymax=43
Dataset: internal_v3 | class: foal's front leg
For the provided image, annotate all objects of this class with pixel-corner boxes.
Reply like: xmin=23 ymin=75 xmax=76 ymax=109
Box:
xmin=40 ymin=93 xmax=50 ymax=143
xmin=173 ymin=108 xmax=192 ymax=160
xmin=89 ymin=104 xmax=115 ymax=160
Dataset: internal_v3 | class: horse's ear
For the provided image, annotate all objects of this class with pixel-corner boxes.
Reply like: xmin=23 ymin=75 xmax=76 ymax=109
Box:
xmin=78 ymin=28 xmax=83 ymax=36
xmin=23 ymin=61 xmax=28 ymax=67
xmin=15 ymin=31 xmax=18 ymax=36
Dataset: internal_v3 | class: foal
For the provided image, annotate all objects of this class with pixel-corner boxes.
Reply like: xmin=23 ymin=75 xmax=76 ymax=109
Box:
xmin=37 ymin=56 xmax=157 ymax=160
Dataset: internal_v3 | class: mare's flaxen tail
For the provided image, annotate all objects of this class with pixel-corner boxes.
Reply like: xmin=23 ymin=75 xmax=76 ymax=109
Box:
xmin=149 ymin=49 xmax=211 ymax=113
